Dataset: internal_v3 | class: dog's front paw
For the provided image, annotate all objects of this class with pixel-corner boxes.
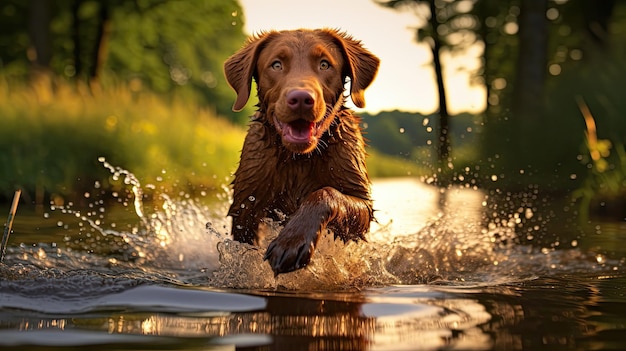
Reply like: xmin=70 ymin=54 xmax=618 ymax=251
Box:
xmin=263 ymin=228 xmax=317 ymax=275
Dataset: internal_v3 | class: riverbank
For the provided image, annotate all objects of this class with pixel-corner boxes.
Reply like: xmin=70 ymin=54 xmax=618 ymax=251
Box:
xmin=0 ymin=77 xmax=423 ymax=205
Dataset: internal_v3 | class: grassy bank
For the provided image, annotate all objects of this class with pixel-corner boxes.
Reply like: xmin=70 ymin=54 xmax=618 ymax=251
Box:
xmin=0 ymin=76 xmax=422 ymax=204
xmin=0 ymin=76 xmax=245 ymax=204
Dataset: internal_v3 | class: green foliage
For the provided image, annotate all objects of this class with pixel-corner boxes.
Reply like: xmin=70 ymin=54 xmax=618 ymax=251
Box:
xmin=575 ymin=139 xmax=626 ymax=213
xmin=0 ymin=77 xmax=245 ymax=203
xmin=361 ymin=110 xmax=481 ymax=177
xmin=0 ymin=76 xmax=425 ymax=202
xmin=0 ymin=0 xmax=249 ymax=123
xmin=366 ymin=149 xmax=425 ymax=178
xmin=379 ymin=0 xmax=480 ymax=51
xmin=105 ymin=0 xmax=247 ymax=122
xmin=474 ymin=0 xmax=626 ymax=203
xmin=566 ymin=45 xmax=626 ymax=217
xmin=0 ymin=1 xmax=29 ymax=74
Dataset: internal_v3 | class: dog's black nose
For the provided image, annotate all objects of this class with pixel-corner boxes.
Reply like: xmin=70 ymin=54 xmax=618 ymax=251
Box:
xmin=286 ymin=90 xmax=315 ymax=112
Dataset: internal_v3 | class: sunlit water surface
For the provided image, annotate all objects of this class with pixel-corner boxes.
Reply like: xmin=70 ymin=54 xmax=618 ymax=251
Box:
xmin=1 ymin=167 xmax=625 ymax=350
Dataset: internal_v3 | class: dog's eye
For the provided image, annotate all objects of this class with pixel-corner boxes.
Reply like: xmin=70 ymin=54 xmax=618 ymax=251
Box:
xmin=271 ymin=61 xmax=282 ymax=70
xmin=319 ymin=60 xmax=331 ymax=70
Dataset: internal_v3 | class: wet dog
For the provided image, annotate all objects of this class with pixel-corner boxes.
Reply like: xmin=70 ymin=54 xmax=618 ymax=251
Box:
xmin=224 ymin=29 xmax=379 ymax=275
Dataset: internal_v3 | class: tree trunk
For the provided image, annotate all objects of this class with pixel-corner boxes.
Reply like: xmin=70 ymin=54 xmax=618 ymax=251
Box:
xmin=513 ymin=0 xmax=548 ymax=122
xmin=89 ymin=2 xmax=111 ymax=82
xmin=428 ymin=0 xmax=451 ymax=185
xmin=475 ymin=0 xmax=499 ymax=119
xmin=72 ymin=0 xmax=82 ymax=77
xmin=28 ymin=0 xmax=52 ymax=70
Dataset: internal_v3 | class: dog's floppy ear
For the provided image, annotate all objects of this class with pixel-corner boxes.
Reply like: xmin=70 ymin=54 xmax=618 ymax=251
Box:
xmin=224 ymin=31 xmax=276 ymax=112
xmin=323 ymin=29 xmax=380 ymax=108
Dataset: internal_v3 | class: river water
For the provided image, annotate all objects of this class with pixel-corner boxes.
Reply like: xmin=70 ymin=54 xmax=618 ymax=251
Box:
xmin=0 ymin=176 xmax=625 ymax=350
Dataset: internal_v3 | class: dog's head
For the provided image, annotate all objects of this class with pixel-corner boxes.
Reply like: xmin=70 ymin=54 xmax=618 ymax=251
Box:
xmin=224 ymin=29 xmax=379 ymax=154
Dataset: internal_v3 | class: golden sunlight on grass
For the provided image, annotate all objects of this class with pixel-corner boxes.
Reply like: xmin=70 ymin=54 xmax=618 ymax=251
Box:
xmin=0 ymin=76 xmax=419 ymax=201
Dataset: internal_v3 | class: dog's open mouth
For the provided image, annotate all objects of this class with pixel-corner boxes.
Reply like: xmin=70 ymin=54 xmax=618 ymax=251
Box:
xmin=282 ymin=119 xmax=316 ymax=143
xmin=274 ymin=116 xmax=329 ymax=153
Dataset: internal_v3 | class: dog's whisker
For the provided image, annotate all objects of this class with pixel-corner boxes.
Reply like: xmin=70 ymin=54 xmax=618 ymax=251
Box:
xmin=317 ymin=139 xmax=328 ymax=152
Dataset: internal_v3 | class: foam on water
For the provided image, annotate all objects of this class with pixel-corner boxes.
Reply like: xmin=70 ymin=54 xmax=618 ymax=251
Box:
xmin=1 ymin=162 xmax=622 ymax=297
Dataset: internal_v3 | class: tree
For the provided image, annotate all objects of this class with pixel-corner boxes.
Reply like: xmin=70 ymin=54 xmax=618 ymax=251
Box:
xmin=89 ymin=1 xmax=111 ymax=82
xmin=377 ymin=0 xmax=481 ymax=185
xmin=0 ymin=0 xmax=247 ymax=122
xmin=426 ymin=0 xmax=450 ymax=178
xmin=69 ymin=0 xmax=113 ymax=87
xmin=98 ymin=1 xmax=247 ymax=121
xmin=28 ymin=0 xmax=52 ymax=71
xmin=378 ymin=1 xmax=442 ymax=183
xmin=512 ymin=0 xmax=548 ymax=124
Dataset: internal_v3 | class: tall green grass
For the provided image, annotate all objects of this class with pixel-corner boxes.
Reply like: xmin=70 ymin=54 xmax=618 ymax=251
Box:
xmin=0 ymin=76 xmax=422 ymax=204
xmin=0 ymin=76 xmax=245 ymax=203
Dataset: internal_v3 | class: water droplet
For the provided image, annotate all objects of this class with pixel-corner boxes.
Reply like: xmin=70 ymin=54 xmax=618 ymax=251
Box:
xmin=524 ymin=208 xmax=533 ymax=219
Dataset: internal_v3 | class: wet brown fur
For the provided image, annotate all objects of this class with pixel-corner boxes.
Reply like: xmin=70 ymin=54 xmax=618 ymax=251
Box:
xmin=223 ymin=29 xmax=380 ymax=275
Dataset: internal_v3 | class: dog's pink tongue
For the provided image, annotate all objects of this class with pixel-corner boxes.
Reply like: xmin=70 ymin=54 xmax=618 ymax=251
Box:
xmin=285 ymin=119 xmax=315 ymax=142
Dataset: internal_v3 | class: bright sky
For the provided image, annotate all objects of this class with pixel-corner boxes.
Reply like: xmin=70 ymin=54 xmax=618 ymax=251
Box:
xmin=238 ymin=0 xmax=486 ymax=115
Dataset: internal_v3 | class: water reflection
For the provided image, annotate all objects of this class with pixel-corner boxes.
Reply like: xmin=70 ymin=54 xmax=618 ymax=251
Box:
xmin=0 ymin=287 xmax=497 ymax=350
xmin=370 ymin=178 xmax=485 ymax=236
xmin=7 ymin=279 xmax=623 ymax=351
xmin=1 ymin=177 xmax=625 ymax=350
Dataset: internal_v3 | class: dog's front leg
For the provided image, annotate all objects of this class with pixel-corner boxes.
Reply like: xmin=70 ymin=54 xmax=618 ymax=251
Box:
xmin=264 ymin=186 xmax=372 ymax=275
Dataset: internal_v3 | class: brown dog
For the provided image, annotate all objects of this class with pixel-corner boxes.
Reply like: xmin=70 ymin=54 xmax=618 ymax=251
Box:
xmin=224 ymin=29 xmax=379 ymax=275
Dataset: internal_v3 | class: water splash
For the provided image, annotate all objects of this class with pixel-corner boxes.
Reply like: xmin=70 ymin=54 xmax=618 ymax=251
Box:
xmin=1 ymin=164 xmax=621 ymax=294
